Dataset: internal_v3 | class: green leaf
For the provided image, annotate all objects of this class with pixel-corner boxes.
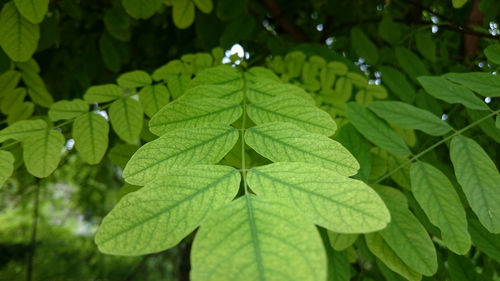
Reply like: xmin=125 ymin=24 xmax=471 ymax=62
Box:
xmin=21 ymin=69 xmax=53 ymax=107
xmin=109 ymin=97 xmax=143 ymax=144
xmin=48 ymin=99 xmax=89 ymax=121
xmin=444 ymin=72 xmax=500 ymax=97
xmin=468 ymin=218 xmax=500 ymax=262
xmin=1 ymin=88 xmax=26 ymax=115
xmin=365 ymin=233 xmax=421 ymax=281
xmin=107 ymin=143 xmax=139 ymax=169
xmin=122 ymin=125 xmax=238 ymax=185
xmin=73 ymin=112 xmax=110 ymax=165
xmin=0 ymin=150 xmax=14 ymax=186
xmin=23 ymin=129 xmax=64 ymax=178
xmin=121 ymin=0 xmax=162 ymax=19
xmin=13 ymin=0 xmax=49 ymax=23
xmin=375 ymin=185 xmax=438 ymax=276
xmin=415 ymin=31 xmax=436 ymax=63
xmin=452 ymin=0 xmax=468 ymax=8
xmin=138 ymin=84 xmax=170 ymax=118
xmin=247 ymin=162 xmax=390 ymax=233
xmin=0 ymin=2 xmax=40 ymax=62
xmin=182 ymin=84 xmax=243 ymax=103
xmin=410 ymin=162 xmax=470 ymax=254
xmin=167 ymin=74 xmax=191 ymax=99
xmin=247 ymin=95 xmax=337 ymax=136
xmin=6 ymin=101 xmax=34 ymax=124
xmin=327 ymin=231 xmax=358 ymax=251
xmin=467 ymin=109 xmax=500 ymax=143
xmin=0 ymin=119 xmax=46 ymax=142
xmin=96 ymin=165 xmax=240 ymax=255
xmin=325 ymin=243 xmax=350 ymax=281
xmin=497 ymin=115 xmax=500 ymax=129
xmin=191 ymin=195 xmax=326 ymax=281
xmin=346 ymin=102 xmax=410 ymax=156
xmin=378 ymin=14 xmax=402 ymax=44
xmin=117 ymin=70 xmax=152 ymax=88
xmin=350 ymin=27 xmax=378 ymax=65
xmin=368 ymin=101 xmax=452 ymax=136
xmin=395 ymin=47 xmax=429 ymax=82
xmin=84 ymin=84 xmax=123 ymax=103
xmin=245 ymin=122 xmax=359 ymax=176
xmin=450 ymin=136 xmax=500 ymax=233
xmin=149 ymin=98 xmax=242 ymax=135
xmin=417 ymin=76 xmax=488 ymax=110
xmin=247 ymin=79 xmax=315 ymax=105
xmin=446 ymin=253 xmax=489 ymax=281
xmin=172 ymin=0 xmax=195 ymax=29
xmin=188 ymin=65 xmax=243 ymax=89
xmin=484 ymin=44 xmax=500 ymax=65
xmin=0 ymin=70 xmax=21 ymax=95
xmin=334 ymin=124 xmax=371 ymax=181
xmin=194 ymin=0 xmax=213 ymax=13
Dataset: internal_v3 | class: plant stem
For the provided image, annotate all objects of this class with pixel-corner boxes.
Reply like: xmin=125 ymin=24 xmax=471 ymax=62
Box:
xmin=373 ymin=109 xmax=500 ymax=184
xmin=26 ymin=179 xmax=40 ymax=281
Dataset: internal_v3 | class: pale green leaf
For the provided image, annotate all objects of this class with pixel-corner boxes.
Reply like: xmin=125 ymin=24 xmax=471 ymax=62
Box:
xmin=73 ymin=112 xmax=110 ymax=165
xmin=84 ymin=84 xmax=123 ymax=103
xmin=0 ymin=150 xmax=14 ymax=186
xmin=138 ymin=84 xmax=170 ymax=118
xmin=0 ymin=70 xmax=21 ymax=95
xmin=246 ymin=66 xmax=280 ymax=83
xmin=245 ymin=122 xmax=359 ymax=176
xmin=395 ymin=47 xmax=429 ymax=82
xmin=375 ymin=185 xmax=438 ymax=276
xmin=109 ymin=97 xmax=143 ymax=144
xmin=13 ymin=0 xmax=49 ymax=23
xmin=327 ymin=231 xmax=358 ymax=251
xmin=149 ymin=98 xmax=242 ymax=135
xmin=365 ymin=233 xmax=422 ymax=281
xmin=346 ymin=102 xmax=410 ymax=156
xmin=247 ymin=162 xmax=390 ymax=233
xmin=108 ymin=143 xmax=139 ymax=169
xmin=172 ymin=0 xmax=195 ymax=29
xmin=468 ymin=218 xmax=500 ymax=262
xmin=444 ymin=72 xmax=500 ymax=97
xmin=194 ymin=0 xmax=213 ymax=13
xmin=181 ymin=84 xmax=243 ymax=103
xmin=21 ymin=70 xmax=53 ymax=107
xmin=123 ymin=125 xmax=238 ymax=185
xmin=117 ymin=70 xmax=152 ymax=88
xmin=96 ymin=165 xmax=240 ymax=255
xmin=167 ymin=74 xmax=191 ymax=99
xmin=450 ymin=136 xmax=500 ymax=233
xmin=417 ymin=76 xmax=488 ymax=110
xmin=484 ymin=44 xmax=500 ymax=65
xmin=191 ymin=195 xmax=326 ymax=281
xmin=248 ymin=95 xmax=337 ymax=136
xmin=188 ymin=65 xmax=243 ymax=89
xmin=410 ymin=162 xmax=470 ymax=254
xmin=0 ymin=2 xmax=39 ymax=62
xmin=0 ymin=119 xmax=46 ymax=142
xmin=23 ymin=129 xmax=64 ymax=178
xmin=48 ymin=99 xmax=88 ymax=121
xmin=6 ymin=101 xmax=34 ymax=124
xmin=122 ymin=0 xmax=162 ymax=19
xmin=368 ymin=101 xmax=452 ymax=136
xmin=247 ymin=79 xmax=315 ymax=105
xmin=1 ymin=88 xmax=26 ymax=114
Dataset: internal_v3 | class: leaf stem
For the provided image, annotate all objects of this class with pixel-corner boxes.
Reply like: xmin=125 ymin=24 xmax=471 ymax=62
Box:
xmin=373 ymin=109 xmax=500 ymax=184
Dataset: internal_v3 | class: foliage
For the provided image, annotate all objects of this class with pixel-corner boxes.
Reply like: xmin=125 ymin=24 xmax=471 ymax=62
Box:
xmin=0 ymin=0 xmax=500 ymax=280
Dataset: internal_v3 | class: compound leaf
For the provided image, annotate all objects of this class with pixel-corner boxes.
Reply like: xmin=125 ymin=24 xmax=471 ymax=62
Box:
xmin=73 ymin=112 xmax=110 ymax=165
xmin=181 ymin=84 xmax=243 ymax=103
xmin=188 ymin=65 xmax=243 ymax=89
xmin=247 ymin=80 xmax=315 ymax=105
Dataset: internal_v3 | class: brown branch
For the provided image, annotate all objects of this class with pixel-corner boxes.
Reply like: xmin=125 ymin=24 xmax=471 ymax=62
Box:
xmin=259 ymin=0 xmax=307 ymax=42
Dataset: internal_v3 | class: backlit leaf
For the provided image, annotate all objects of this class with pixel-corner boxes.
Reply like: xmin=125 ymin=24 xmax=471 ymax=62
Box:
xmin=84 ymin=84 xmax=123 ymax=103
xmin=188 ymin=65 xmax=243 ymax=89
xmin=0 ymin=119 xmax=47 ymax=142
xmin=122 ymin=0 xmax=162 ymax=19
xmin=23 ymin=129 xmax=64 ymax=178
xmin=247 ymin=79 xmax=315 ymax=105
xmin=117 ymin=70 xmax=152 ymax=88
xmin=181 ymin=84 xmax=243 ymax=103
xmin=0 ymin=150 xmax=14 ymax=186
xmin=73 ymin=112 xmax=110 ymax=165
xmin=48 ymin=99 xmax=89 ymax=121
xmin=327 ymin=231 xmax=358 ymax=251
xmin=172 ymin=0 xmax=195 ymax=29
xmin=108 ymin=97 xmax=143 ymax=144
xmin=138 ymin=84 xmax=170 ymax=118
xmin=13 ymin=0 xmax=49 ymax=23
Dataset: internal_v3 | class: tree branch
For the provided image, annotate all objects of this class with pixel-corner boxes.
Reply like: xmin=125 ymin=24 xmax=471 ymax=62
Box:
xmin=259 ymin=0 xmax=307 ymax=42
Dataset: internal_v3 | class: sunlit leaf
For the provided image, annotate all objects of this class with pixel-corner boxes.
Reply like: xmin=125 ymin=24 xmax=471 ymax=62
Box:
xmin=23 ymin=129 xmax=64 ymax=178
xmin=108 ymin=97 xmax=143 ymax=144
xmin=48 ymin=99 xmax=89 ymax=121
xmin=13 ymin=0 xmax=49 ymax=23
xmin=84 ymin=84 xmax=123 ymax=103
xmin=0 ymin=119 xmax=47 ymax=142
xmin=138 ymin=84 xmax=170 ymax=118
xmin=73 ymin=112 xmax=110 ymax=165
xmin=117 ymin=70 xmax=152 ymax=88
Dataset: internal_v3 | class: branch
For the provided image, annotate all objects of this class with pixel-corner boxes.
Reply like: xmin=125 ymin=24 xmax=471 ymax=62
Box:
xmin=259 ymin=0 xmax=307 ymax=42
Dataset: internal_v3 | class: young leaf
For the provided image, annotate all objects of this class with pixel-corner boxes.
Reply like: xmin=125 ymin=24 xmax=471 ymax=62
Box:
xmin=376 ymin=185 xmax=438 ymax=276
xmin=327 ymin=231 xmax=358 ymax=251
xmin=247 ymin=80 xmax=315 ymax=105
xmin=346 ymin=102 xmax=411 ymax=156
xmin=0 ymin=2 xmax=40 ymax=62
xmin=410 ymin=162 xmax=470 ymax=254
xmin=172 ymin=0 xmax=195 ymax=29
xmin=121 ymin=0 xmax=162 ymax=19
xmin=245 ymin=122 xmax=359 ymax=176
xmin=48 ymin=99 xmax=89 ymax=121
xmin=13 ymin=0 xmax=49 ymax=24
xmin=73 ymin=112 xmax=110 ymax=165
xmin=84 ymin=84 xmax=123 ymax=103
xmin=138 ymin=84 xmax=170 ymax=117
xmin=450 ymin=136 xmax=500 ymax=233
xmin=108 ymin=97 xmax=143 ymax=144
xmin=122 ymin=125 xmax=238 ymax=185
xmin=117 ymin=70 xmax=152 ymax=88
xmin=0 ymin=119 xmax=47 ymax=142
xmin=247 ymin=162 xmax=390 ymax=233
xmin=368 ymin=101 xmax=452 ymax=136
xmin=23 ymin=129 xmax=64 ymax=178
xmin=96 ymin=165 xmax=240 ymax=255
xmin=0 ymin=150 xmax=14 ymax=186
xmin=247 ymin=95 xmax=337 ymax=136
xmin=365 ymin=233 xmax=422 ymax=281
xmin=190 ymin=195 xmax=327 ymax=281
xmin=444 ymin=72 xmax=500 ymax=97
xmin=417 ymin=76 xmax=488 ymax=110
xmin=149 ymin=98 xmax=242 ymax=135
xmin=181 ymin=84 xmax=243 ymax=103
